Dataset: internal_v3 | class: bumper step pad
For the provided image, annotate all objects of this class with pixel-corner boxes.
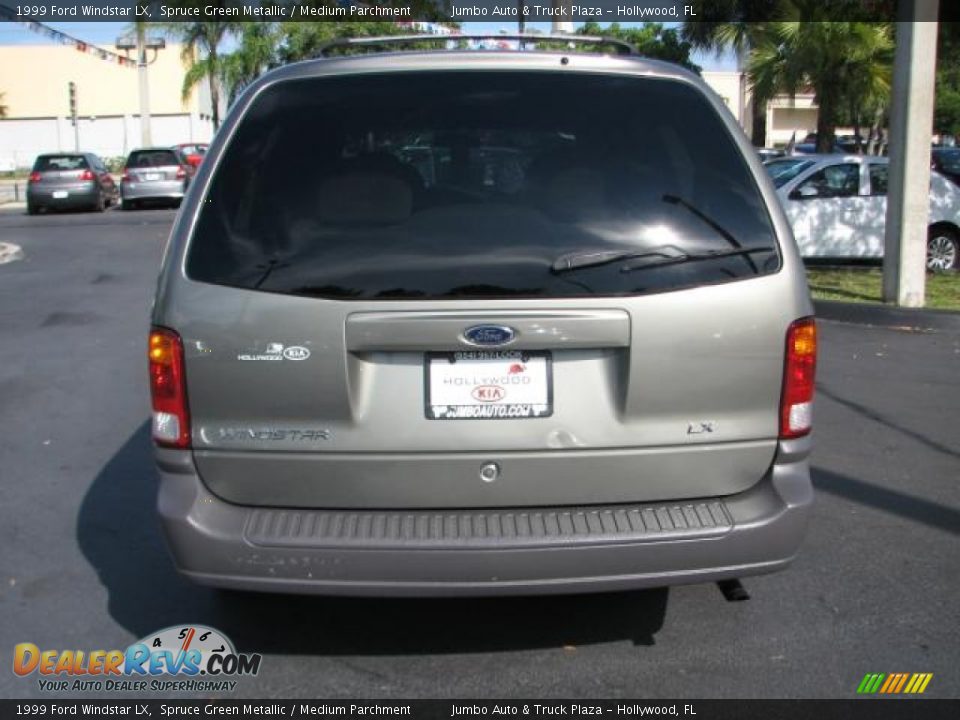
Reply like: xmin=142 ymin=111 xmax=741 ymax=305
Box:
xmin=245 ymin=501 xmax=732 ymax=550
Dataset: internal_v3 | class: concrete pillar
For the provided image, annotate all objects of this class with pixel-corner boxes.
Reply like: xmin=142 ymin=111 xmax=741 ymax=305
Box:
xmin=137 ymin=24 xmax=152 ymax=147
xmin=882 ymin=3 xmax=939 ymax=307
xmin=551 ymin=0 xmax=573 ymax=33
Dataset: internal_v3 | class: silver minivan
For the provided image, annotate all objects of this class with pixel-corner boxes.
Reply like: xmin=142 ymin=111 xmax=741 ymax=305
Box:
xmin=150 ymin=38 xmax=816 ymax=596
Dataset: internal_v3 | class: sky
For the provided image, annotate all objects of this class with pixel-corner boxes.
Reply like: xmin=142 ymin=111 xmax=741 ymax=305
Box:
xmin=0 ymin=20 xmax=738 ymax=70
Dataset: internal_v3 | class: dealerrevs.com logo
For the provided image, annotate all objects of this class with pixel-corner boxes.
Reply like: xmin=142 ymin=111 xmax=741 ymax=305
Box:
xmin=13 ymin=625 xmax=261 ymax=693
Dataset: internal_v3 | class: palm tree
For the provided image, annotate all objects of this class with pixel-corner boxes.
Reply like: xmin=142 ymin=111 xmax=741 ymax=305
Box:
xmin=748 ymin=21 xmax=893 ymax=152
xmin=682 ymin=0 xmax=783 ymax=146
xmin=220 ymin=23 xmax=279 ymax=106
xmin=162 ymin=16 xmax=237 ymax=131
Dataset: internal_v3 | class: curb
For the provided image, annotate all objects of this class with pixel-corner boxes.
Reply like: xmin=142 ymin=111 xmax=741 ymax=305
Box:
xmin=0 ymin=242 xmax=24 ymax=264
xmin=814 ymin=299 xmax=960 ymax=332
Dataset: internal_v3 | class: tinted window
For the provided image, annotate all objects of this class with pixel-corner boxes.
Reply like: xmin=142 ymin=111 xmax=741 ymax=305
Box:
xmin=796 ymin=164 xmax=860 ymax=198
xmin=128 ymin=150 xmax=180 ymax=168
xmin=868 ymin=164 xmax=888 ymax=196
xmin=187 ymin=72 xmax=779 ymax=300
xmin=765 ymin=158 xmax=814 ymax=188
xmin=34 ymin=155 xmax=88 ymax=171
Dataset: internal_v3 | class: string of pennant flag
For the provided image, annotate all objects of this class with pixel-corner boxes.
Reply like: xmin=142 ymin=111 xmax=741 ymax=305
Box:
xmin=0 ymin=10 xmax=137 ymax=68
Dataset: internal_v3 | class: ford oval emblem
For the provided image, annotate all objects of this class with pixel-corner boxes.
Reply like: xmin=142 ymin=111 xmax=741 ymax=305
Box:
xmin=462 ymin=325 xmax=517 ymax=347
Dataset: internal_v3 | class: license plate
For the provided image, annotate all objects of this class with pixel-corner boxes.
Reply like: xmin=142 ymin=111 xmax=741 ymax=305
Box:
xmin=52 ymin=191 xmax=68 ymax=199
xmin=143 ymin=173 xmax=160 ymax=181
xmin=426 ymin=350 xmax=553 ymax=420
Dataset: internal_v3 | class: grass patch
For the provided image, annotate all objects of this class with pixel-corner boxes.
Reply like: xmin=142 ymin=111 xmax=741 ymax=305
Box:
xmin=806 ymin=267 xmax=960 ymax=311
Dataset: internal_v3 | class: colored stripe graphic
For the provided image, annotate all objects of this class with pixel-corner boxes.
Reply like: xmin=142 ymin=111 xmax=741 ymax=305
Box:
xmin=857 ymin=673 xmax=932 ymax=694
xmin=893 ymin=673 xmax=909 ymax=693
xmin=857 ymin=673 xmax=885 ymax=693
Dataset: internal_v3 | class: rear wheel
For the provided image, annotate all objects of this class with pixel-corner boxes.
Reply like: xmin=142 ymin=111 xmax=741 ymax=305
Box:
xmin=121 ymin=198 xmax=136 ymax=211
xmin=26 ymin=203 xmax=38 ymax=216
xmin=93 ymin=192 xmax=106 ymax=213
xmin=927 ymin=226 xmax=959 ymax=272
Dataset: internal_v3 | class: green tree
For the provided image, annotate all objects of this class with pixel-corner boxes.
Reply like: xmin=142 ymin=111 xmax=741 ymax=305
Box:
xmin=578 ymin=21 xmax=700 ymax=73
xmin=276 ymin=21 xmax=404 ymax=63
xmin=935 ymin=22 xmax=960 ymax=137
xmin=748 ymin=20 xmax=893 ymax=152
xmin=160 ymin=4 xmax=238 ymax=131
xmin=682 ymin=1 xmax=785 ymax=147
xmin=220 ymin=23 xmax=280 ymax=106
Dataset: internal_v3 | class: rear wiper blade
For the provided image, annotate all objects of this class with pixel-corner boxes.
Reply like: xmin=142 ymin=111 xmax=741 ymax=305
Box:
xmin=662 ymin=194 xmax=759 ymax=273
xmin=551 ymin=245 xmax=687 ymax=273
xmin=551 ymin=245 xmax=774 ymax=274
xmin=619 ymin=246 xmax=776 ymax=273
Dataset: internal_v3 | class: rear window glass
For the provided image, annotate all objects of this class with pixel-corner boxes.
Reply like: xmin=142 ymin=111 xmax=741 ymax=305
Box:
xmin=128 ymin=150 xmax=180 ymax=168
xmin=187 ymin=72 xmax=780 ymax=300
xmin=34 ymin=155 xmax=88 ymax=171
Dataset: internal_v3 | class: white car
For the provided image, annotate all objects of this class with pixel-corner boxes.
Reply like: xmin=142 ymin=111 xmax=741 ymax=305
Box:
xmin=766 ymin=155 xmax=959 ymax=271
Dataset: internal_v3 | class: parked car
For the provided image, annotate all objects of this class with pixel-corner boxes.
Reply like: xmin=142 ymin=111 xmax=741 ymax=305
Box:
xmin=120 ymin=148 xmax=193 ymax=210
xmin=26 ymin=152 xmax=118 ymax=214
xmin=175 ymin=143 xmax=209 ymax=169
xmin=798 ymin=133 xmax=864 ymax=154
xmin=791 ymin=142 xmax=846 ymax=155
xmin=931 ymin=146 xmax=960 ymax=187
xmin=766 ymin=155 xmax=960 ymax=271
xmin=150 ymin=38 xmax=816 ymax=596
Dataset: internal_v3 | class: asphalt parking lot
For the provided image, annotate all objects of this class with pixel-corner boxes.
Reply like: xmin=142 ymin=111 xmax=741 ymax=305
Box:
xmin=0 ymin=206 xmax=957 ymax=700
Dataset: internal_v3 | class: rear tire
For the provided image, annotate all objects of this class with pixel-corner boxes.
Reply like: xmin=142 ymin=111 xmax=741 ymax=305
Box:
xmin=93 ymin=193 xmax=106 ymax=213
xmin=27 ymin=203 xmax=38 ymax=216
xmin=927 ymin=226 xmax=959 ymax=272
xmin=121 ymin=198 xmax=136 ymax=211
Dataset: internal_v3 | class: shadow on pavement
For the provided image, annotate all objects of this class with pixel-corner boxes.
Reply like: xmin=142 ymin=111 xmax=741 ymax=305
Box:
xmin=78 ymin=424 xmax=669 ymax=654
xmin=818 ymin=384 xmax=960 ymax=461
xmin=812 ymin=467 xmax=960 ymax=536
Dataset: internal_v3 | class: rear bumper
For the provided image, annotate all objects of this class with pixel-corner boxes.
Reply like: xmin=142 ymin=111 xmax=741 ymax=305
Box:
xmin=27 ymin=184 xmax=98 ymax=207
xmin=121 ymin=180 xmax=185 ymax=200
xmin=156 ymin=439 xmax=813 ymax=596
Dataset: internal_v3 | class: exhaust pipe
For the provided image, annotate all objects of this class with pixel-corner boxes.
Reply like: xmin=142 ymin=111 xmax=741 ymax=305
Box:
xmin=717 ymin=579 xmax=750 ymax=602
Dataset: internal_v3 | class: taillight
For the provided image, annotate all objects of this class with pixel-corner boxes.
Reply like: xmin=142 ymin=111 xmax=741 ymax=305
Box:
xmin=780 ymin=317 xmax=817 ymax=439
xmin=79 ymin=169 xmax=95 ymax=181
xmin=176 ymin=166 xmax=186 ymax=179
xmin=149 ymin=327 xmax=190 ymax=448
xmin=28 ymin=171 xmax=41 ymax=183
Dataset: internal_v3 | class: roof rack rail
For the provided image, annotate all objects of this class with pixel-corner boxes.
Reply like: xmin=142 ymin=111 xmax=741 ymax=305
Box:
xmin=314 ymin=34 xmax=637 ymax=58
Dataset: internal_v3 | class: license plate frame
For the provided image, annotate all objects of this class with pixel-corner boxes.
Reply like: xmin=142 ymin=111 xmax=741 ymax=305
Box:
xmin=52 ymin=191 xmax=68 ymax=199
xmin=425 ymin=350 xmax=553 ymax=420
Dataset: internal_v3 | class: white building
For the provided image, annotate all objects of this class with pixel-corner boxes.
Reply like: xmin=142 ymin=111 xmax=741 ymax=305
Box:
xmin=0 ymin=43 xmax=220 ymax=169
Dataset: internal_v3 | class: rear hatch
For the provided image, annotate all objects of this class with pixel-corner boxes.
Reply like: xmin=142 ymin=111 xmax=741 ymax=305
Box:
xmin=32 ymin=154 xmax=92 ymax=188
xmin=163 ymin=65 xmax=802 ymax=509
xmin=125 ymin=149 xmax=183 ymax=183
